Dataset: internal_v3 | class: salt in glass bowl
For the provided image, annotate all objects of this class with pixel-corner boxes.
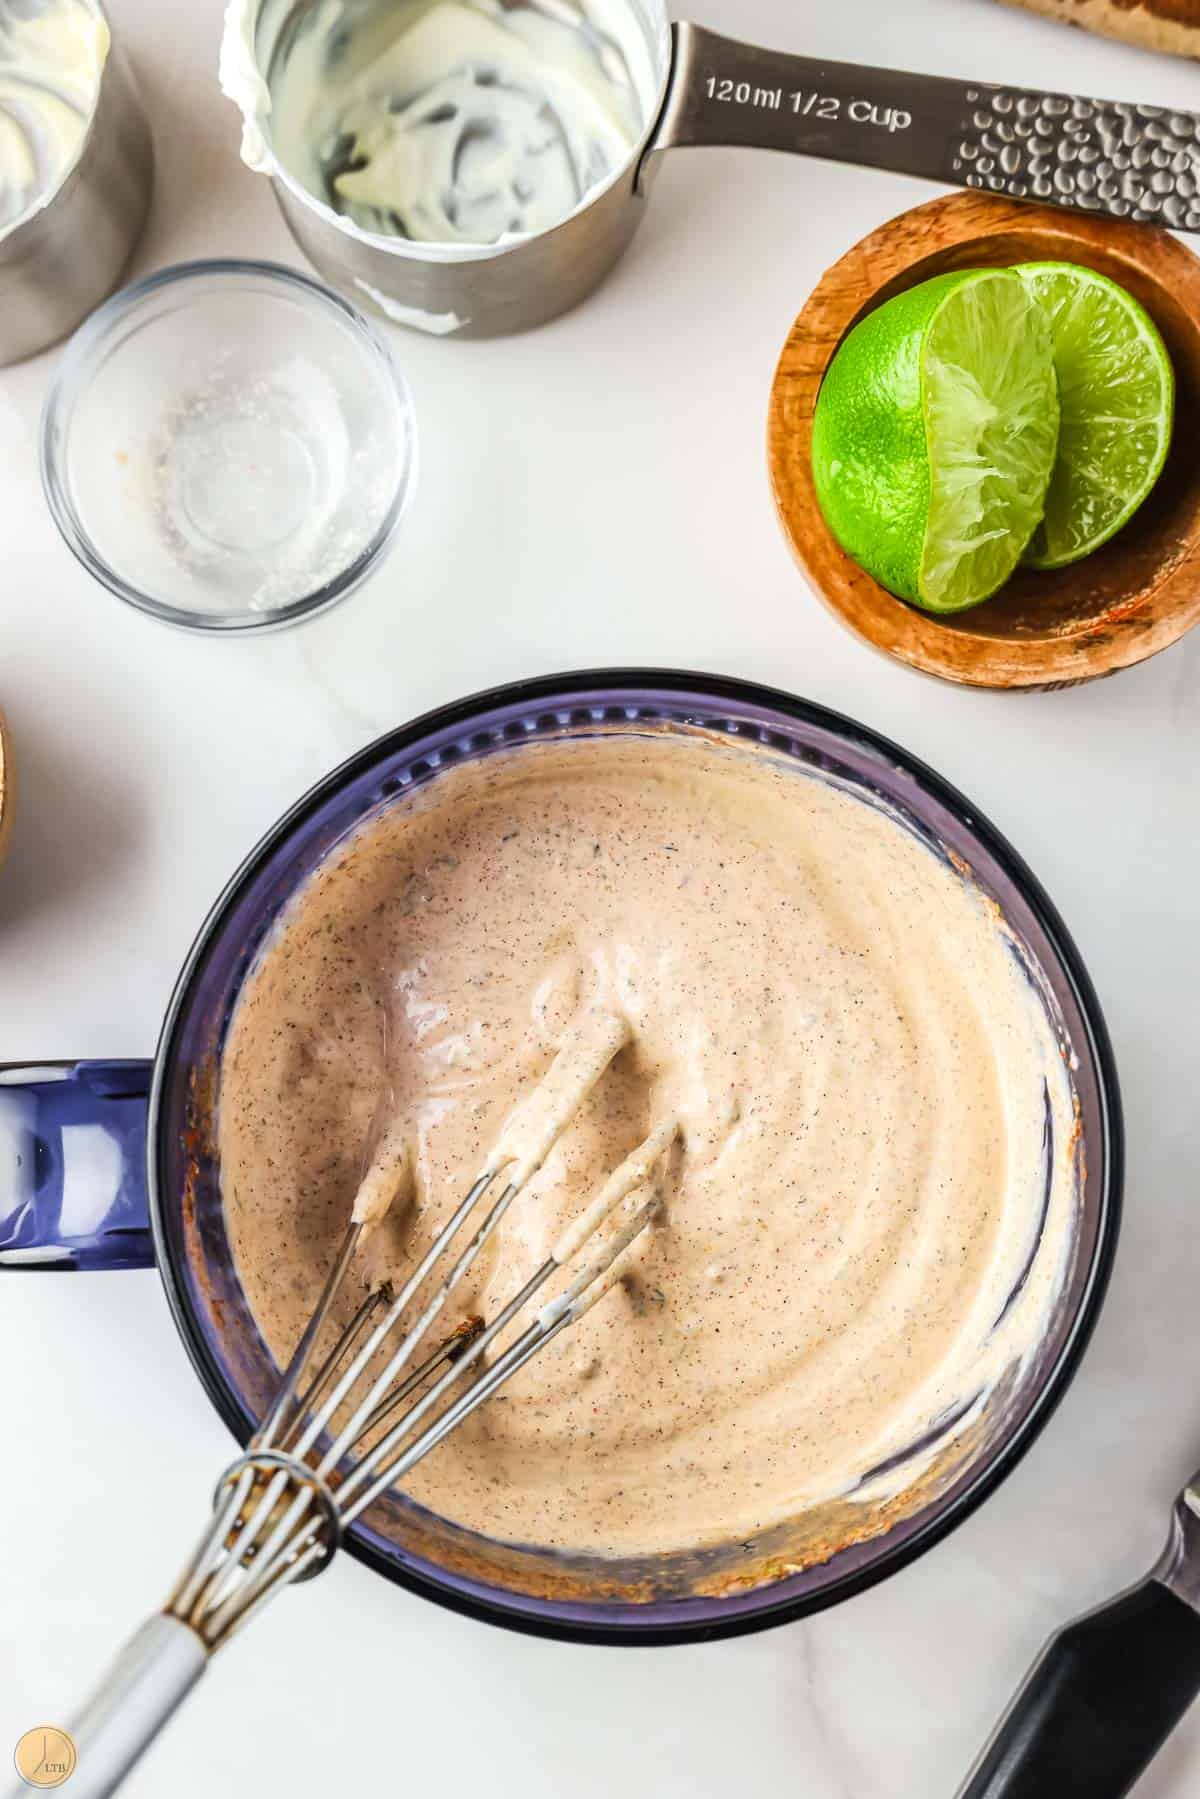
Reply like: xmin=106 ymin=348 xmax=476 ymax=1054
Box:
xmin=40 ymin=260 xmax=417 ymax=632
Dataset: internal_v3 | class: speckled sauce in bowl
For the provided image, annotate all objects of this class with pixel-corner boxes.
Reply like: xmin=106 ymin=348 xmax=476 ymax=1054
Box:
xmin=152 ymin=673 xmax=1120 ymax=1641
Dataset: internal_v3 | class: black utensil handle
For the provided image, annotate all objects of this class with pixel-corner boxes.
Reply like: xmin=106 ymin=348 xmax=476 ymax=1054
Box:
xmin=650 ymin=23 xmax=1200 ymax=234
xmin=960 ymin=1578 xmax=1200 ymax=1798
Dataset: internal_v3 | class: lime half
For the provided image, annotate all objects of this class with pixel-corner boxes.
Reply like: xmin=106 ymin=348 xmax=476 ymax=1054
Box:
xmin=812 ymin=269 xmax=1060 ymax=613
xmin=1017 ymin=262 xmax=1174 ymax=570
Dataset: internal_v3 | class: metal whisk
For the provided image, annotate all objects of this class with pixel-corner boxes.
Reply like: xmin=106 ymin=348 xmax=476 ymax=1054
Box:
xmin=46 ymin=1012 xmax=672 ymax=1799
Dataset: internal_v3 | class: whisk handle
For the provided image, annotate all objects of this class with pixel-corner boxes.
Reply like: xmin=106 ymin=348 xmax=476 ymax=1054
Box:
xmin=64 ymin=1614 xmax=208 ymax=1797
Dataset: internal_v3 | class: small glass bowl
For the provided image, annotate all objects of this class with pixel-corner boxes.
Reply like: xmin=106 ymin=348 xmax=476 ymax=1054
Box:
xmin=40 ymin=260 xmax=417 ymax=633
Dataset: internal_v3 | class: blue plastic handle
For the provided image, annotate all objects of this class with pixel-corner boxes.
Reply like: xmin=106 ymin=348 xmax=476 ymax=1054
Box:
xmin=0 ymin=1061 xmax=154 ymax=1269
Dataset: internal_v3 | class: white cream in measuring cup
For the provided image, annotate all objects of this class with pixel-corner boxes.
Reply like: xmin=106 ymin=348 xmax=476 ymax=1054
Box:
xmin=223 ymin=0 xmax=658 ymax=247
xmin=0 ymin=0 xmax=108 ymax=238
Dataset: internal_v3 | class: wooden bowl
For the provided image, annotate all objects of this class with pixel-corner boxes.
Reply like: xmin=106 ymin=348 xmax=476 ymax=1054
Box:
xmin=0 ymin=711 xmax=13 ymax=870
xmin=768 ymin=193 xmax=1200 ymax=689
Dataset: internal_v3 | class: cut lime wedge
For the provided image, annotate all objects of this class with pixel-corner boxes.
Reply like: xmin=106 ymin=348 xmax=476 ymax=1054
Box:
xmin=812 ymin=269 xmax=1060 ymax=614
xmin=1017 ymin=262 xmax=1174 ymax=570
xmin=920 ymin=271 xmax=1061 ymax=610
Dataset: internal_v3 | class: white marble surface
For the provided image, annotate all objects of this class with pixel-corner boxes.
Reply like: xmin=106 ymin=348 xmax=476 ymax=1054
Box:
xmin=2 ymin=1 xmax=1199 ymax=1793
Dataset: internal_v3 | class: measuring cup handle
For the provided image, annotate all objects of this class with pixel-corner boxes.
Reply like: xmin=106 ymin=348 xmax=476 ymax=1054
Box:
xmin=0 ymin=1060 xmax=154 ymax=1270
xmin=646 ymin=23 xmax=936 ymax=174
xmin=646 ymin=22 xmax=1200 ymax=235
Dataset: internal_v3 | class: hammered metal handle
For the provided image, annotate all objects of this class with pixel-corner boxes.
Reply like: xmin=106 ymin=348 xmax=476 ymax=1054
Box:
xmin=650 ymin=24 xmax=1200 ymax=234
xmin=954 ymin=90 xmax=1200 ymax=229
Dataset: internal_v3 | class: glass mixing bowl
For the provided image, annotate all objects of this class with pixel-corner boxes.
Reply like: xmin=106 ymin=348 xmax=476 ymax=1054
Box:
xmin=1 ymin=672 xmax=1121 ymax=1641
xmin=39 ymin=260 xmax=416 ymax=633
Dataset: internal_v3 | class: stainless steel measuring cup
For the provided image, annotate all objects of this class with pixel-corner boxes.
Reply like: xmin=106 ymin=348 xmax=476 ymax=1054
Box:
xmin=223 ymin=2 xmax=1200 ymax=338
xmin=0 ymin=0 xmax=153 ymax=367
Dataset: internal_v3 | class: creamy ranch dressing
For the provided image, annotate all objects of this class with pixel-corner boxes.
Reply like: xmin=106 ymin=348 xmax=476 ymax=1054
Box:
xmin=219 ymin=731 xmax=1078 ymax=1556
xmin=221 ymin=0 xmax=656 ymax=247
xmin=0 ymin=0 xmax=107 ymax=238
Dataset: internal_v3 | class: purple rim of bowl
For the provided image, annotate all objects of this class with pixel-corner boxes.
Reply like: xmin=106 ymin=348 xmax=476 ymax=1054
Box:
xmin=149 ymin=669 xmax=1122 ymax=1645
